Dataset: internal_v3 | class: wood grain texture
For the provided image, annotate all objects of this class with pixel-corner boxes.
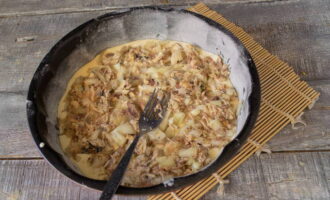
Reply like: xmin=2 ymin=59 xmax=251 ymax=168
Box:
xmin=201 ymin=152 xmax=330 ymax=200
xmin=208 ymin=0 xmax=330 ymax=81
xmin=258 ymin=152 xmax=330 ymax=200
xmin=0 ymin=11 xmax=107 ymax=93
xmin=0 ymin=0 xmax=280 ymax=17
xmin=0 ymin=159 xmax=144 ymax=200
xmin=1 ymin=152 xmax=329 ymax=200
xmin=267 ymin=80 xmax=330 ymax=151
xmin=0 ymin=93 xmax=40 ymax=157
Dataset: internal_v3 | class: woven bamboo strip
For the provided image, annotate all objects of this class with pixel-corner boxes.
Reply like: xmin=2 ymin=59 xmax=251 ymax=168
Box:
xmin=260 ymin=62 xmax=314 ymax=103
xmin=258 ymin=97 xmax=303 ymax=126
xmin=255 ymin=104 xmax=309 ymax=145
xmin=251 ymin=103 xmax=302 ymax=142
xmin=178 ymin=145 xmax=257 ymax=199
xmin=148 ymin=3 xmax=320 ymax=200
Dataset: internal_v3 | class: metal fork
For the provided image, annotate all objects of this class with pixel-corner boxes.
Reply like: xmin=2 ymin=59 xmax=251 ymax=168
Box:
xmin=100 ymin=89 xmax=170 ymax=200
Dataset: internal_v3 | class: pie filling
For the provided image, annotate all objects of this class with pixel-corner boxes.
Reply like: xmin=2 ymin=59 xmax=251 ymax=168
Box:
xmin=58 ymin=39 xmax=239 ymax=187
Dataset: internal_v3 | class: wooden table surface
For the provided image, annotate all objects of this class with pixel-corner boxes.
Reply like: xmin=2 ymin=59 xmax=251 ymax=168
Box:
xmin=0 ymin=0 xmax=329 ymax=199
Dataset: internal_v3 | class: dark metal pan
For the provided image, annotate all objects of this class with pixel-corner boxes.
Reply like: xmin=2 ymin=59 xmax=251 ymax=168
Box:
xmin=26 ymin=7 xmax=260 ymax=195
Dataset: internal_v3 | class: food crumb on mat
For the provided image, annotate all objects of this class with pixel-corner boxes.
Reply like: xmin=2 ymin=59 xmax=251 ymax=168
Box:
xmin=15 ymin=36 xmax=35 ymax=42
xmin=163 ymin=178 xmax=174 ymax=187
xmin=39 ymin=142 xmax=45 ymax=148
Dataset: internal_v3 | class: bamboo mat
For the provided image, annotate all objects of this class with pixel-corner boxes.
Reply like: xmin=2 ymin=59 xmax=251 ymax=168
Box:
xmin=148 ymin=3 xmax=320 ymax=200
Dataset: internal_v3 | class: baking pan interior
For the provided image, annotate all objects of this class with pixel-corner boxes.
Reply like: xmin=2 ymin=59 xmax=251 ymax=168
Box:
xmin=27 ymin=8 xmax=260 ymax=195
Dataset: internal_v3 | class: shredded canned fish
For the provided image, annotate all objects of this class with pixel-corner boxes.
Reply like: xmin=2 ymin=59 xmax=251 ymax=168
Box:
xmin=58 ymin=39 xmax=239 ymax=187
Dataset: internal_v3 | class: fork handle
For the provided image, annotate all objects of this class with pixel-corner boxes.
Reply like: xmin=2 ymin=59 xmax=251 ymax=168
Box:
xmin=99 ymin=134 xmax=141 ymax=200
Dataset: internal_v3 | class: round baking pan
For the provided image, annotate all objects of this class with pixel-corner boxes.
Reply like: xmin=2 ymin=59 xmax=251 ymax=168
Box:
xmin=26 ymin=7 xmax=260 ymax=195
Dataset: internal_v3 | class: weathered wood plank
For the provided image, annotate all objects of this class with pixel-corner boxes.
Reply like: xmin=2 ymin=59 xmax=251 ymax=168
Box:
xmin=0 ymin=152 xmax=329 ymax=200
xmin=319 ymin=152 xmax=330 ymax=187
xmin=0 ymin=11 xmax=108 ymax=93
xmin=0 ymin=0 xmax=276 ymax=17
xmin=268 ymin=80 xmax=330 ymax=151
xmin=257 ymin=152 xmax=330 ymax=200
xmin=201 ymin=153 xmax=270 ymax=200
xmin=209 ymin=0 xmax=330 ymax=81
xmin=0 ymin=80 xmax=329 ymax=157
xmin=0 ymin=93 xmax=39 ymax=157
xmin=0 ymin=0 xmax=329 ymax=94
xmin=201 ymin=152 xmax=330 ymax=200
xmin=0 ymin=159 xmax=145 ymax=200
xmin=0 ymin=0 xmax=195 ymax=17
